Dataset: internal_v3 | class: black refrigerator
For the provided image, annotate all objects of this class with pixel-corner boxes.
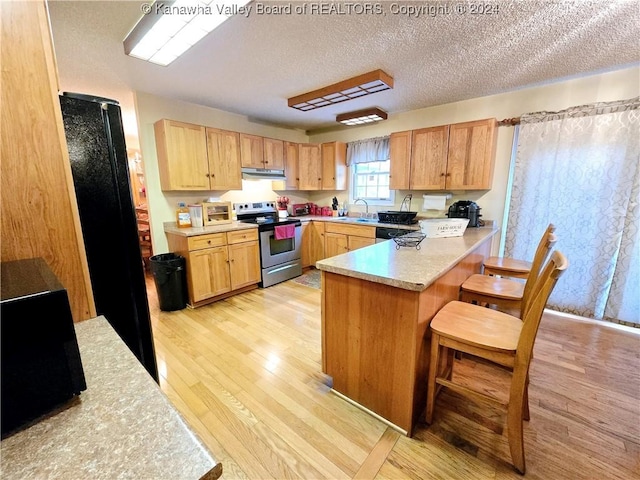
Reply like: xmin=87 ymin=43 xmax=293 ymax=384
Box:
xmin=59 ymin=93 xmax=158 ymax=381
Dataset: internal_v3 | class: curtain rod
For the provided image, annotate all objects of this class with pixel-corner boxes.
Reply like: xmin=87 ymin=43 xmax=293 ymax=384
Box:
xmin=497 ymin=117 xmax=521 ymax=126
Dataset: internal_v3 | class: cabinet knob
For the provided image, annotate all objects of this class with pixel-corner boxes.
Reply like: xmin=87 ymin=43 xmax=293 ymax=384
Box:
xmin=206 ymin=173 xmax=210 ymax=177
xmin=440 ymin=173 xmax=445 ymax=177
xmin=207 ymin=240 xmax=211 ymax=244
xmin=446 ymin=173 xmax=451 ymax=177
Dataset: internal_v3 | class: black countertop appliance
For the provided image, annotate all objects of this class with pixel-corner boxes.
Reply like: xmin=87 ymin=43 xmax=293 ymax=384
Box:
xmin=59 ymin=93 xmax=158 ymax=381
xmin=447 ymin=200 xmax=482 ymax=227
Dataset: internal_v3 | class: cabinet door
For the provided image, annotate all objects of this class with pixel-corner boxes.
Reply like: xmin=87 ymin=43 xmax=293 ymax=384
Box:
xmin=283 ymin=142 xmax=299 ymax=190
xmin=188 ymin=247 xmax=231 ymax=302
xmin=311 ymin=221 xmax=326 ymax=262
xmin=321 ymin=142 xmax=347 ymax=190
xmin=298 ymin=143 xmax=322 ymax=190
xmin=348 ymin=236 xmax=375 ymax=251
xmin=410 ymin=126 xmax=449 ymax=190
xmin=446 ymin=119 xmax=497 ymax=190
xmin=325 ymin=232 xmax=348 ymax=258
xmin=206 ymin=128 xmax=242 ymax=190
xmin=155 ymin=120 xmax=209 ymax=191
xmin=239 ymin=133 xmax=265 ymax=168
xmin=228 ymin=241 xmax=261 ymax=290
xmin=301 ymin=222 xmax=312 ymax=267
xmin=389 ymin=131 xmax=412 ymax=190
xmin=264 ymin=138 xmax=284 ymax=169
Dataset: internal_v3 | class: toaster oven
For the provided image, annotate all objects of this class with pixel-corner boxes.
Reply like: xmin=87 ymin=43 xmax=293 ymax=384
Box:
xmin=289 ymin=204 xmax=309 ymax=216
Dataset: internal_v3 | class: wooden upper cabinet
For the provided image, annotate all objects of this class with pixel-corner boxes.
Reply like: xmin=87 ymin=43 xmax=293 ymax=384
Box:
xmin=410 ymin=126 xmax=449 ymax=190
xmin=389 ymin=131 xmax=412 ymax=190
xmin=446 ymin=119 xmax=497 ymax=190
xmin=321 ymin=142 xmax=347 ymax=190
xmin=239 ymin=133 xmax=264 ymax=168
xmin=155 ymin=119 xmax=209 ymax=191
xmin=205 ymin=128 xmax=242 ymax=190
xmin=283 ymin=142 xmax=299 ymax=190
xmin=263 ymin=137 xmax=284 ymax=169
xmin=298 ymin=143 xmax=322 ymax=190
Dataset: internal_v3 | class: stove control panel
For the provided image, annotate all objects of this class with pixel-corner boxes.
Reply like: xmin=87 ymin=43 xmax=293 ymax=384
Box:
xmin=234 ymin=201 xmax=276 ymax=214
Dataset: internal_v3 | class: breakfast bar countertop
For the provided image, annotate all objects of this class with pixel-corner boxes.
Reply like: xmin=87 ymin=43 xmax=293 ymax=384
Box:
xmin=316 ymin=226 xmax=497 ymax=292
xmin=0 ymin=316 xmax=222 ymax=480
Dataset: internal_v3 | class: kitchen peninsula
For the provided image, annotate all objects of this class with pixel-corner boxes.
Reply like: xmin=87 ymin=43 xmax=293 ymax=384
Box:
xmin=316 ymin=227 xmax=497 ymax=435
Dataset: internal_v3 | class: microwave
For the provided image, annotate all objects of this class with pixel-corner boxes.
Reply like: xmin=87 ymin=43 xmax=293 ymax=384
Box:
xmin=1 ymin=258 xmax=86 ymax=438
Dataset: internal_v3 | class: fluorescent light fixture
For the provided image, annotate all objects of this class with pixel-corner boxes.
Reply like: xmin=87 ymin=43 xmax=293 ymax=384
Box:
xmin=288 ymin=70 xmax=394 ymax=111
xmin=337 ymin=108 xmax=388 ymax=126
xmin=123 ymin=0 xmax=250 ymax=66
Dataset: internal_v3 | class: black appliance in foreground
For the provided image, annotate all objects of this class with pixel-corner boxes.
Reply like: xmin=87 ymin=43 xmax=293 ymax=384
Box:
xmin=447 ymin=200 xmax=483 ymax=227
xmin=1 ymin=258 xmax=87 ymax=438
xmin=235 ymin=201 xmax=302 ymax=287
xmin=59 ymin=93 xmax=158 ymax=381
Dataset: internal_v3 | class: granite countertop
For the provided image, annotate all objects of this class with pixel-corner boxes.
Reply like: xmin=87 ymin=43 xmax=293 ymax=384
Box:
xmin=316 ymin=227 xmax=497 ymax=292
xmin=164 ymin=220 xmax=258 ymax=237
xmin=0 ymin=316 xmax=221 ymax=480
xmin=297 ymin=215 xmax=420 ymax=230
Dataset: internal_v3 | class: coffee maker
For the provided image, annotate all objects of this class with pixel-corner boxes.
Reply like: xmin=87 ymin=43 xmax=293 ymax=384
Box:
xmin=447 ymin=200 xmax=482 ymax=227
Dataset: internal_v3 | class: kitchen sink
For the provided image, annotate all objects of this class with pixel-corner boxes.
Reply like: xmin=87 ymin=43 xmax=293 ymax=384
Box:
xmin=333 ymin=217 xmax=378 ymax=223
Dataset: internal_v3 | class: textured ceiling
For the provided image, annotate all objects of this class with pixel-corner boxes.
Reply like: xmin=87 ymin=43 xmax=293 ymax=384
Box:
xmin=47 ymin=0 xmax=640 ymax=145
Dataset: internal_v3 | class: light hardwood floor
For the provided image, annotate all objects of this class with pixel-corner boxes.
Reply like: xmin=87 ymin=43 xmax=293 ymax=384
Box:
xmin=146 ymin=273 xmax=640 ymax=479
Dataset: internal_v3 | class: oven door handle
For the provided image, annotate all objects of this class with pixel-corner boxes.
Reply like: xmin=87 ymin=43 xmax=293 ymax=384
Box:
xmin=266 ymin=263 xmax=300 ymax=275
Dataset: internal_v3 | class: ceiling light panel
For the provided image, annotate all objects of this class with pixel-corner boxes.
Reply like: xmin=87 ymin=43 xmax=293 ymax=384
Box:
xmin=124 ymin=0 xmax=250 ymax=66
xmin=288 ymin=70 xmax=394 ymax=111
xmin=336 ymin=108 xmax=388 ymax=126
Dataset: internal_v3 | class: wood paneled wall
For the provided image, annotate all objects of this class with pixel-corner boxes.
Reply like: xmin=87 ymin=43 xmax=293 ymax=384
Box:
xmin=0 ymin=1 xmax=95 ymax=321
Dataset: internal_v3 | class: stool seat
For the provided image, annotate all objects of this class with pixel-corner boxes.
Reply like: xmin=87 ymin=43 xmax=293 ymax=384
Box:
xmin=483 ymin=256 xmax=532 ymax=278
xmin=463 ymin=226 xmax=557 ymax=317
xmin=431 ymin=301 xmax=521 ymax=353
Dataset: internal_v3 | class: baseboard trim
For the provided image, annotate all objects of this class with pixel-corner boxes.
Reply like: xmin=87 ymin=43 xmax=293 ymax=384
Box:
xmin=544 ymin=309 xmax=640 ymax=335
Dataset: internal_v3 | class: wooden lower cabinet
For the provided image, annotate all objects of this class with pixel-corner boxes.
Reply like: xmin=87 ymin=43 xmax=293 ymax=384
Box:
xmin=188 ymin=246 xmax=231 ymax=302
xmin=302 ymin=221 xmax=326 ymax=267
xmin=166 ymin=228 xmax=260 ymax=307
xmin=324 ymin=222 xmax=376 ymax=258
xmin=228 ymin=241 xmax=261 ymax=290
xmin=324 ymin=232 xmax=348 ymax=258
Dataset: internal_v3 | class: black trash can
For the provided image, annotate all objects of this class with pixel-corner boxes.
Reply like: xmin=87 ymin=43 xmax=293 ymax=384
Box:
xmin=149 ymin=253 xmax=187 ymax=311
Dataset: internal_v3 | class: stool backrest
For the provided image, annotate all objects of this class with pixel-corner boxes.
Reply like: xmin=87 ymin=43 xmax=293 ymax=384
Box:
xmin=517 ymin=250 xmax=568 ymax=365
xmin=521 ymin=225 xmax=557 ymax=315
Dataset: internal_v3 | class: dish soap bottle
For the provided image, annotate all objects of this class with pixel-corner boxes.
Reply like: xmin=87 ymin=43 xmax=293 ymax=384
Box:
xmin=176 ymin=202 xmax=191 ymax=228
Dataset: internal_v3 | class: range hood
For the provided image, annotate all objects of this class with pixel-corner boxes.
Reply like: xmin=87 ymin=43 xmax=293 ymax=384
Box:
xmin=241 ymin=167 xmax=286 ymax=180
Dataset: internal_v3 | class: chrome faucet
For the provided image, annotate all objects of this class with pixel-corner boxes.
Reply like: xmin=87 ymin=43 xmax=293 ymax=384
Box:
xmin=354 ymin=198 xmax=369 ymax=217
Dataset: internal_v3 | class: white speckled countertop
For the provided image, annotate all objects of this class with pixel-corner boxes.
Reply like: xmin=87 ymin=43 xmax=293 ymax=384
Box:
xmin=0 ymin=316 xmax=221 ymax=480
xmin=316 ymin=227 xmax=497 ymax=291
xmin=164 ymin=220 xmax=257 ymax=237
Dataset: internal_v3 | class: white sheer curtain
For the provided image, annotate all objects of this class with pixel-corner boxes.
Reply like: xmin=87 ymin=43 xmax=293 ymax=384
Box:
xmin=505 ymin=97 xmax=640 ymax=327
xmin=346 ymin=136 xmax=389 ymax=165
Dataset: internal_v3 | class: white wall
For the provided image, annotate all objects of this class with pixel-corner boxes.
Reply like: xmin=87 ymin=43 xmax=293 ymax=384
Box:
xmin=136 ymin=66 xmax=640 ymax=254
xmin=308 ymin=66 xmax=640 ymax=245
xmin=135 ymin=92 xmax=310 ymax=253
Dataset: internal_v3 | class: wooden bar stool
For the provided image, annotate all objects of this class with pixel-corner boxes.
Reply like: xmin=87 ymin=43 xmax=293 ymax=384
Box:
xmin=460 ymin=229 xmax=557 ymax=317
xmin=426 ymin=251 xmax=568 ymax=474
xmin=483 ymin=224 xmax=555 ymax=279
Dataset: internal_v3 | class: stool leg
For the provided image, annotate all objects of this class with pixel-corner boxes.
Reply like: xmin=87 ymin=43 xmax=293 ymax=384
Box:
xmin=426 ymin=333 xmax=441 ymax=425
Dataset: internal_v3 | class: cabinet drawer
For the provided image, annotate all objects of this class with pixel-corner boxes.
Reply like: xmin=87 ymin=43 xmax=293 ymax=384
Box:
xmin=226 ymin=228 xmax=259 ymax=244
xmin=188 ymin=233 xmax=227 ymax=251
xmin=324 ymin=222 xmax=376 ymax=238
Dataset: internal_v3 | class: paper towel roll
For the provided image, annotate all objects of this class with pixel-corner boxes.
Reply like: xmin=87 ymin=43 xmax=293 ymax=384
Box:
xmin=422 ymin=194 xmax=451 ymax=210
